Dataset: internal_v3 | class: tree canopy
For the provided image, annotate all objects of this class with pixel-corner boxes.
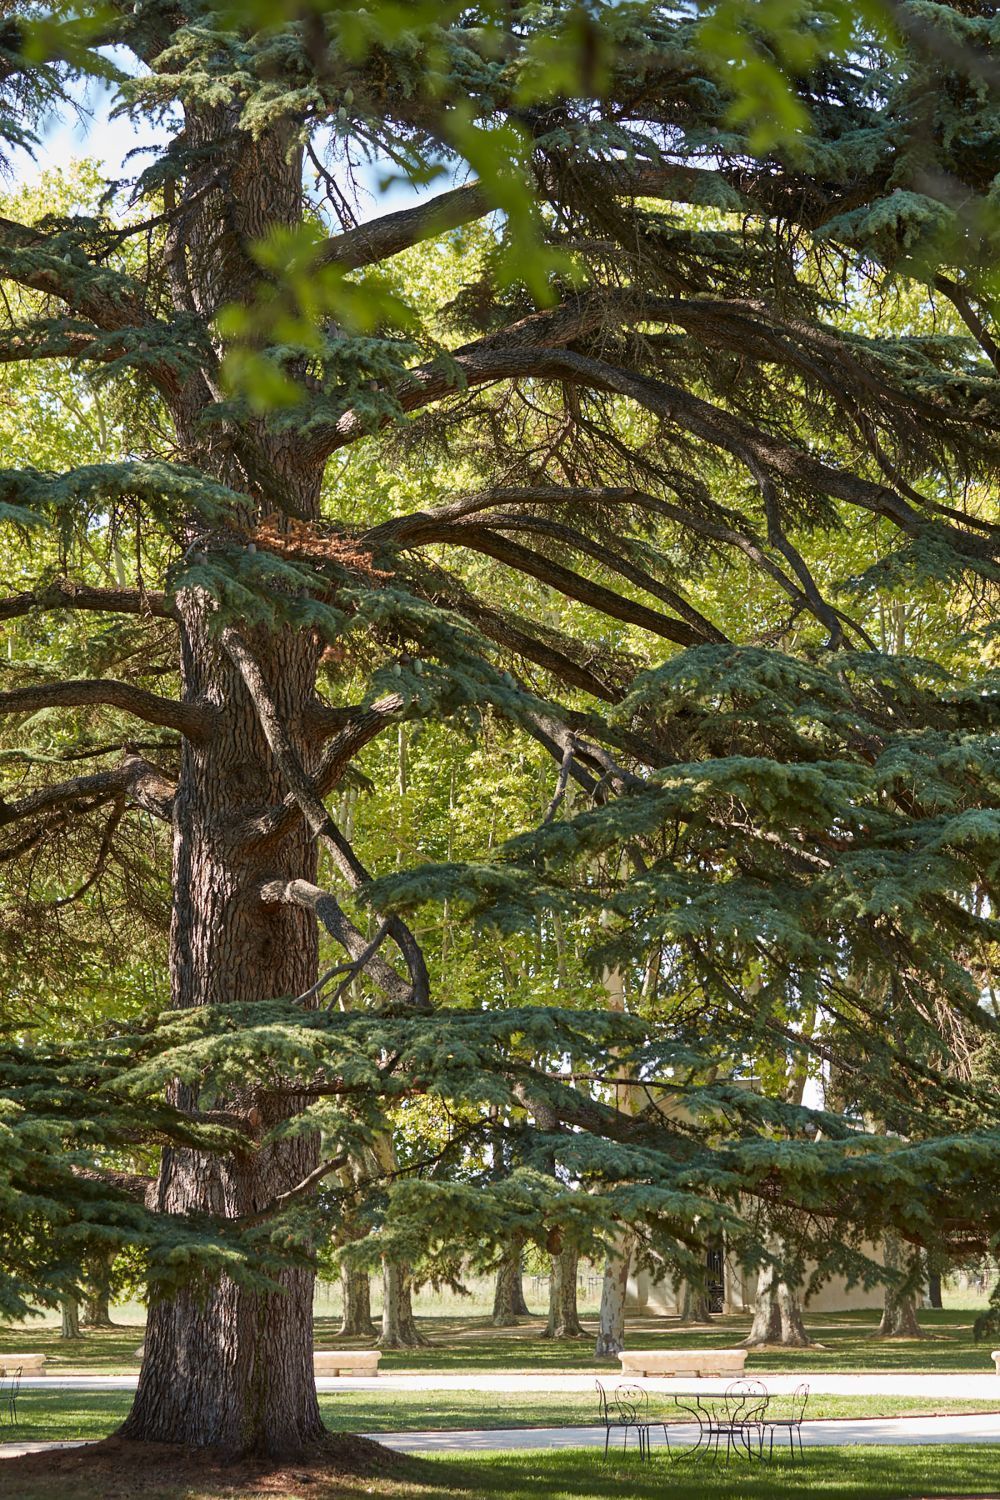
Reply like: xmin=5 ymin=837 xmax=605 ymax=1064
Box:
xmin=2 ymin=0 xmax=1000 ymax=1458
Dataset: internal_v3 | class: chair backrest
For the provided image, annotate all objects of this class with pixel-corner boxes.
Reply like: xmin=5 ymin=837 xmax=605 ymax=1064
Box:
xmin=614 ymin=1383 xmax=648 ymax=1424
xmin=791 ymin=1382 xmax=809 ymax=1422
xmin=595 ymin=1380 xmax=611 ymax=1423
xmin=725 ymin=1378 xmax=768 ymax=1422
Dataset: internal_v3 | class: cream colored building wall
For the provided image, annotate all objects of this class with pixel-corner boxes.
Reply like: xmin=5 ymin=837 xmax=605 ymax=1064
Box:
xmin=628 ymin=1242 xmax=889 ymax=1315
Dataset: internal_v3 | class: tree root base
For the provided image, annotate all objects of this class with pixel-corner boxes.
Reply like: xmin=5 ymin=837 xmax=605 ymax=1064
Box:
xmin=0 ymin=1432 xmax=413 ymax=1492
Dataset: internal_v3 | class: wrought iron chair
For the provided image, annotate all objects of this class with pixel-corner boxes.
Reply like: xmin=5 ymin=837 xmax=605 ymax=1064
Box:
xmin=596 ymin=1380 xmax=662 ymax=1459
xmin=763 ymin=1382 xmax=810 ymax=1460
xmin=707 ymin=1379 xmax=770 ymax=1464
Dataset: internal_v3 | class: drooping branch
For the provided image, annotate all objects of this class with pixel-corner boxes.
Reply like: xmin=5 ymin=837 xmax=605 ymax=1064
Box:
xmin=395 ymin=521 xmax=705 ymax=646
xmin=447 ymin=595 xmax=624 ymax=703
xmin=0 ymin=679 xmax=211 ymax=739
xmin=259 ymin=877 xmax=412 ymax=1004
xmin=325 ymin=321 xmax=991 ymax=567
xmin=461 ymin=513 xmax=727 ymax=642
xmin=223 ymin=631 xmax=430 ymax=1008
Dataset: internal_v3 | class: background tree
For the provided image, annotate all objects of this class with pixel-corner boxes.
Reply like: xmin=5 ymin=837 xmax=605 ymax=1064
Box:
xmin=3 ymin=0 xmax=1000 ymax=1464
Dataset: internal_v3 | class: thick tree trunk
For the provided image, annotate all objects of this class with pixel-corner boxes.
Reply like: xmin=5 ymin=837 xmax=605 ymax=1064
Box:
xmin=543 ymin=1247 xmax=585 ymax=1339
xmin=339 ymin=1263 xmax=375 ymax=1339
xmin=741 ymin=1261 xmax=813 ymax=1348
xmin=595 ymin=1241 xmax=631 ymax=1356
xmin=677 ymin=1278 xmax=714 ymax=1325
xmin=60 ymin=1296 xmax=82 ymax=1340
xmin=119 ymin=604 xmax=327 ymax=1453
xmin=876 ymin=1234 xmax=926 ymax=1338
xmin=378 ymin=1260 xmax=428 ymax=1348
xmin=82 ymin=1289 xmax=113 ymax=1329
xmin=492 ymin=1244 xmax=526 ymax=1327
xmin=82 ymin=1252 xmax=115 ymax=1328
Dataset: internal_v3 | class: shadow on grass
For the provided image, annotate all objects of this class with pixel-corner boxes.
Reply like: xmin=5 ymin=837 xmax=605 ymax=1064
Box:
xmin=326 ymin=1446 xmax=1000 ymax=1500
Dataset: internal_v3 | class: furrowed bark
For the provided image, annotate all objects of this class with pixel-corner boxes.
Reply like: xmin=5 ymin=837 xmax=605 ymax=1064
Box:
xmin=378 ymin=1260 xmax=428 ymax=1348
xmin=339 ymin=1263 xmax=375 ymax=1338
xmin=543 ymin=1246 xmax=585 ymax=1339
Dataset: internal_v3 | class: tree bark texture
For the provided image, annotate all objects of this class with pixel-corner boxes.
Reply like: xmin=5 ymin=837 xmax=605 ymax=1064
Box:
xmin=339 ymin=1263 xmax=375 ymax=1339
xmin=60 ymin=1296 xmax=81 ymax=1340
xmin=116 ymin=112 xmax=333 ymax=1456
xmin=82 ymin=1289 xmax=114 ymax=1329
xmin=741 ymin=1261 xmax=813 ymax=1348
xmin=543 ymin=1247 xmax=585 ymax=1339
xmin=492 ymin=1243 xmax=527 ymax=1327
xmin=876 ymin=1233 xmax=926 ymax=1338
xmin=677 ymin=1278 xmax=715 ymax=1326
xmin=594 ymin=1241 xmax=631 ymax=1356
xmin=378 ymin=1260 xmax=428 ymax=1348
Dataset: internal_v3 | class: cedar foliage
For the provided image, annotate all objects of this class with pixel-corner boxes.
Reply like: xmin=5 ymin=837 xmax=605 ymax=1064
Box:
xmin=0 ymin=0 xmax=1000 ymax=1445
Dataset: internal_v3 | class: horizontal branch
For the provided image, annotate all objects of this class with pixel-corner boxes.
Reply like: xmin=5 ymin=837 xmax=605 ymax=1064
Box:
xmin=0 ymin=679 xmax=211 ymax=739
xmin=0 ymin=755 xmax=176 ymax=834
xmin=0 ymin=578 xmax=176 ymax=623
xmin=320 ymin=180 xmax=487 ymax=270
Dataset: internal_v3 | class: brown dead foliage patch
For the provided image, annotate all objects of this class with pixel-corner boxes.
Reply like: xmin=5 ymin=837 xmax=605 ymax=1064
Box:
xmin=0 ymin=1433 xmax=417 ymax=1500
xmin=252 ymin=516 xmax=391 ymax=581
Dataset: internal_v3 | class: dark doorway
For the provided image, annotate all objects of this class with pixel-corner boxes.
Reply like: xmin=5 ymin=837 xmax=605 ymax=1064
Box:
xmin=706 ymin=1244 xmax=725 ymax=1313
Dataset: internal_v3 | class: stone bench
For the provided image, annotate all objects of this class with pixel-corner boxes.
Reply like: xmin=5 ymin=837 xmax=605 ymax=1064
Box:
xmin=313 ymin=1350 xmax=381 ymax=1377
xmin=992 ymin=1350 xmax=1000 ymax=1375
xmin=0 ymin=1353 xmax=46 ymax=1375
xmin=618 ymin=1348 xmax=747 ymax=1379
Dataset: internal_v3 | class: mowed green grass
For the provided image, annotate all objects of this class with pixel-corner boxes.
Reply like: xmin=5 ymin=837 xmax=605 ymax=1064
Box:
xmin=2 ymin=1308 xmax=997 ymax=1375
xmin=4 ymin=1388 xmax=1000 ymax=1443
xmin=2 ymin=1446 xmax=1000 ymax=1500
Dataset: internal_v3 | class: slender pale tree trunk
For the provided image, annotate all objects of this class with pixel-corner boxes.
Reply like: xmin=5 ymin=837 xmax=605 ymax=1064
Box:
xmin=378 ymin=1261 xmax=428 ymax=1348
xmin=593 ymin=951 xmax=639 ymax=1358
xmin=595 ymin=1238 xmax=632 ymax=1356
xmin=543 ymin=1247 xmax=585 ymax=1339
xmin=339 ymin=1264 xmax=375 ymax=1339
xmin=60 ymin=1296 xmax=81 ymax=1340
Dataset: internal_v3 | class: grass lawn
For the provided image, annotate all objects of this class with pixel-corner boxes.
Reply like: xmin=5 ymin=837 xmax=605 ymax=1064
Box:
xmin=2 ymin=1444 xmax=1000 ymax=1499
xmin=3 ymin=1308 xmax=997 ymax=1375
xmin=5 ymin=1388 xmax=1000 ymax=1443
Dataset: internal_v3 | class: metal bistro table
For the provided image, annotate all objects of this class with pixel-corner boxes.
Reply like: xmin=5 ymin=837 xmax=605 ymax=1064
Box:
xmin=666 ymin=1381 xmax=773 ymax=1464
